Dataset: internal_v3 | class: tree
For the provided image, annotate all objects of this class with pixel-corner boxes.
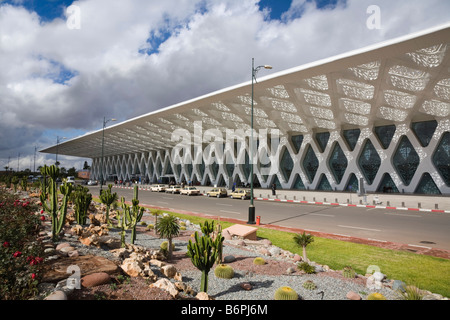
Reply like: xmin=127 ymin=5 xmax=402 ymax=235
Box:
xmin=155 ymin=215 xmax=180 ymax=260
xmin=293 ymin=232 xmax=314 ymax=262
xmin=83 ymin=161 xmax=91 ymax=170
xmin=67 ymin=167 xmax=77 ymax=177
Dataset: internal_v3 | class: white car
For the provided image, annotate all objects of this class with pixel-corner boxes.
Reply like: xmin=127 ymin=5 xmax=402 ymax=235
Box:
xmin=87 ymin=180 xmax=98 ymax=185
xmin=166 ymin=185 xmax=182 ymax=194
xmin=66 ymin=176 xmax=76 ymax=185
xmin=151 ymin=184 xmax=166 ymax=192
xmin=180 ymin=186 xmax=200 ymax=196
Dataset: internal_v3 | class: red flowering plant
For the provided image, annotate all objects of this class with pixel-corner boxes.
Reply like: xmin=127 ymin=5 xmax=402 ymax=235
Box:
xmin=0 ymin=189 xmax=45 ymax=300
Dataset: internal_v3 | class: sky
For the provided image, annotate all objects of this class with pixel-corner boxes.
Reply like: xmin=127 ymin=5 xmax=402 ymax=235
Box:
xmin=0 ymin=0 xmax=449 ymax=172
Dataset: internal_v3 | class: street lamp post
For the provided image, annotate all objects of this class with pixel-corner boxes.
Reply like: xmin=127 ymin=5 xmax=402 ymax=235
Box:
xmin=56 ymin=136 xmax=67 ymax=167
xmin=248 ymin=58 xmax=272 ymax=224
xmin=100 ymin=117 xmax=116 ymax=194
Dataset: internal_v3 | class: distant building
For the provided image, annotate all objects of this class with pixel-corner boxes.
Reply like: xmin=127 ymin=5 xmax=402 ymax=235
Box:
xmin=77 ymin=170 xmax=90 ymax=180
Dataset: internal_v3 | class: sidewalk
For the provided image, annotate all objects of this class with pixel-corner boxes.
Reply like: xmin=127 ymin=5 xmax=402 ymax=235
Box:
xmin=114 ymin=184 xmax=450 ymax=213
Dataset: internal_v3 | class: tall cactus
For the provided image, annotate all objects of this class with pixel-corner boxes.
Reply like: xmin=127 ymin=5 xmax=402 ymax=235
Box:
xmin=186 ymin=222 xmax=224 ymax=293
xmin=39 ymin=165 xmax=73 ymax=241
xmin=117 ymin=185 xmax=145 ymax=246
xmin=73 ymin=185 xmax=92 ymax=225
xmin=99 ymin=184 xmax=118 ymax=226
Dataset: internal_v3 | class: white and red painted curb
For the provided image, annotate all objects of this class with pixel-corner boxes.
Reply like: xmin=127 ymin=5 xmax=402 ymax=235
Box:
xmin=110 ymin=185 xmax=450 ymax=213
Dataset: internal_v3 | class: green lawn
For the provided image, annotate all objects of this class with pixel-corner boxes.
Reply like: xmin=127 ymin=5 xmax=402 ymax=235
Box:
xmin=166 ymin=210 xmax=450 ymax=298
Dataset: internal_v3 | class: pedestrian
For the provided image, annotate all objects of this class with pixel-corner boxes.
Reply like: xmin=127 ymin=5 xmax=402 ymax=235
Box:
xmin=272 ymin=183 xmax=276 ymax=196
xmin=232 ymin=182 xmax=236 ymax=192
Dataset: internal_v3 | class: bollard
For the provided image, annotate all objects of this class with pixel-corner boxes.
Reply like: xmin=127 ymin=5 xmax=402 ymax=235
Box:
xmin=418 ymin=202 xmax=421 ymax=208
xmin=387 ymin=201 xmax=390 ymax=206
xmin=435 ymin=203 xmax=439 ymax=209
xmin=256 ymin=216 xmax=261 ymax=226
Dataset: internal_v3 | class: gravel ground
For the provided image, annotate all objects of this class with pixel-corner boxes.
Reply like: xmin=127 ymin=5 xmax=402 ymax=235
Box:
xmin=64 ymin=221 xmax=399 ymax=300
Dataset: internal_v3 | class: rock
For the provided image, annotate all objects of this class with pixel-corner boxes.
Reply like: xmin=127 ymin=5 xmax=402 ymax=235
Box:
xmin=44 ymin=290 xmax=67 ymax=300
xmin=149 ymin=259 xmax=166 ymax=267
xmin=150 ymin=278 xmax=179 ymax=298
xmin=314 ymin=265 xmax=324 ymax=273
xmin=161 ymin=265 xmax=177 ymax=278
xmin=81 ymin=272 xmax=111 ymax=288
xmin=174 ymin=272 xmax=183 ymax=282
xmin=393 ymin=280 xmax=406 ymax=292
xmin=67 ymin=250 xmax=79 ymax=257
xmin=261 ymin=239 xmax=272 ymax=246
xmin=41 ymin=255 xmax=119 ymax=283
xmin=223 ymin=255 xmax=236 ymax=263
xmin=423 ymin=293 xmax=443 ymax=300
xmin=269 ymin=247 xmax=281 ymax=256
xmin=258 ymin=248 xmax=271 ymax=256
xmin=175 ymin=282 xmax=196 ymax=296
xmin=346 ymin=291 xmax=362 ymax=300
xmin=59 ymin=246 xmax=75 ymax=253
xmin=44 ymin=248 xmax=56 ymax=255
xmin=286 ymin=267 xmax=296 ymax=274
xmin=196 ymin=292 xmax=214 ymax=300
xmin=236 ymin=240 xmax=246 ymax=246
xmin=240 ymin=282 xmax=253 ymax=291
xmin=293 ymin=254 xmax=302 ymax=262
xmin=373 ymin=271 xmax=385 ymax=282
xmin=55 ymin=243 xmax=71 ymax=251
xmin=121 ymin=258 xmax=143 ymax=277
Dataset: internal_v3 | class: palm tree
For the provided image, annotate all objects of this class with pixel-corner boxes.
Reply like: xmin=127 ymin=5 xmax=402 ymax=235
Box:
xmin=155 ymin=215 xmax=180 ymax=260
xmin=150 ymin=209 xmax=162 ymax=235
xmin=293 ymin=232 xmax=314 ymax=262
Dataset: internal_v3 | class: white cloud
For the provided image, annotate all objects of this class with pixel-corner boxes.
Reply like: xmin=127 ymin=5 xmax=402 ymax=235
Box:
xmin=1 ymin=0 xmax=449 ymax=170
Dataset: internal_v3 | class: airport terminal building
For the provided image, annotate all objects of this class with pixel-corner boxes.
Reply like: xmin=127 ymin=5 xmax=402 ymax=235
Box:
xmin=41 ymin=24 xmax=450 ymax=195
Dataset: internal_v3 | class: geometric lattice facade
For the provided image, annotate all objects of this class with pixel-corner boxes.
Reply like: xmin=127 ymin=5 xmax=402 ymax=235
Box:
xmin=41 ymin=24 xmax=450 ymax=195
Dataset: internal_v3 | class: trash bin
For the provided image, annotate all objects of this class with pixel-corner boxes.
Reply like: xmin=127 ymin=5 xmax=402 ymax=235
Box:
xmin=256 ymin=216 xmax=261 ymax=226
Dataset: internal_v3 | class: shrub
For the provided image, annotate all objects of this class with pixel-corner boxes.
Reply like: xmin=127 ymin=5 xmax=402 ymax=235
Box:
xmin=396 ymin=285 xmax=424 ymax=300
xmin=343 ymin=266 xmax=356 ymax=278
xmin=297 ymin=262 xmax=316 ymax=274
xmin=302 ymin=280 xmax=317 ymax=290
xmin=0 ymin=190 xmax=44 ymax=300
xmin=274 ymin=286 xmax=298 ymax=300
xmin=253 ymin=257 xmax=266 ymax=265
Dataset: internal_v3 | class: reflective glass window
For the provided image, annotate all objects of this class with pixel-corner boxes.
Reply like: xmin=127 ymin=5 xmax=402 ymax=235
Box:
xmin=432 ymin=132 xmax=450 ymax=186
xmin=317 ymin=174 xmax=332 ymax=191
xmin=411 ymin=120 xmax=437 ymax=147
xmin=393 ymin=136 xmax=420 ymax=185
xmin=415 ymin=173 xmax=441 ymax=195
xmin=345 ymin=173 xmax=358 ymax=192
xmin=377 ymin=173 xmax=399 ymax=193
xmin=303 ymin=145 xmax=319 ymax=183
xmin=280 ymin=148 xmax=294 ymax=181
xmin=315 ymin=132 xmax=330 ymax=152
xmin=358 ymin=139 xmax=381 ymax=184
xmin=375 ymin=125 xmax=396 ymax=149
xmin=329 ymin=143 xmax=348 ymax=184
xmin=291 ymin=135 xmax=304 ymax=153
xmin=343 ymin=129 xmax=361 ymax=151
xmin=292 ymin=174 xmax=306 ymax=190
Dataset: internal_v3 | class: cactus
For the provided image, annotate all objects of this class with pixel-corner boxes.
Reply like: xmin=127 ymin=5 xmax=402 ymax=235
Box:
xmin=99 ymin=184 xmax=118 ymax=226
xmin=253 ymin=257 xmax=266 ymax=265
xmin=21 ymin=177 xmax=28 ymax=192
xmin=11 ymin=176 xmax=19 ymax=193
xmin=214 ymin=264 xmax=234 ymax=279
xmin=39 ymin=165 xmax=73 ymax=241
xmin=343 ymin=266 xmax=356 ymax=279
xmin=274 ymin=286 xmax=299 ymax=300
xmin=73 ymin=185 xmax=92 ymax=225
xmin=118 ymin=187 xmax=145 ymax=246
xmin=186 ymin=229 xmax=224 ymax=293
xmin=160 ymin=240 xmax=175 ymax=251
xmin=367 ymin=292 xmax=386 ymax=300
xmin=302 ymin=280 xmax=317 ymax=290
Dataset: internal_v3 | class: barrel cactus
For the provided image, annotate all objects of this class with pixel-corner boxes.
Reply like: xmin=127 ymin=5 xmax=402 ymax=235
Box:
xmin=343 ymin=266 xmax=356 ymax=278
xmin=302 ymin=280 xmax=317 ymax=290
xmin=160 ymin=240 xmax=175 ymax=251
xmin=274 ymin=286 xmax=298 ymax=300
xmin=367 ymin=292 xmax=387 ymax=300
xmin=253 ymin=257 xmax=266 ymax=265
xmin=214 ymin=264 xmax=234 ymax=279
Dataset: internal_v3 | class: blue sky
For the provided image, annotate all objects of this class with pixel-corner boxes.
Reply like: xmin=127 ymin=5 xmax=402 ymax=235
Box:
xmin=0 ymin=0 xmax=449 ymax=171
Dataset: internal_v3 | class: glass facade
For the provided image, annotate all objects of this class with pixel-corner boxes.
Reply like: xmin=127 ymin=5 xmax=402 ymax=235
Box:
xmin=315 ymin=132 xmax=330 ymax=152
xmin=358 ymin=139 xmax=381 ymax=185
xmin=343 ymin=129 xmax=361 ymax=151
xmin=292 ymin=174 xmax=306 ymax=190
xmin=375 ymin=125 xmax=396 ymax=149
xmin=329 ymin=142 xmax=347 ymax=184
xmin=393 ymin=136 xmax=420 ymax=185
xmin=411 ymin=120 xmax=437 ymax=147
xmin=291 ymin=135 xmax=304 ymax=153
xmin=432 ymin=131 xmax=450 ymax=186
xmin=345 ymin=173 xmax=359 ymax=192
xmin=280 ymin=148 xmax=294 ymax=181
xmin=317 ymin=174 xmax=332 ymax=191
xmin=303 ymin=144 xmax=319 ymax=183
xmin=415 ymin=173 xmax=441 ymax=194
xmin=377 ymin=173 xmax=399 ymax=193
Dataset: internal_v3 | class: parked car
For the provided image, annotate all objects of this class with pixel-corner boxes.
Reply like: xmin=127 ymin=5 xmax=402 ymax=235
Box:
xmin=229 ymin=189 xmax=251 ymax=200
xmin=180 ymin=186 xmax=200 ymax=196
xmin=151 ymin=184 xmax=166 ymax=192
xmin=87 ymin=180 xmax=98 ymax=185
xmin=66 ymin=176 xmax=76 ymax=185
xmin=206 ymin=188 xmax=228 ymax=198
xmin=166 ymin=185 xmax=182 ymax=194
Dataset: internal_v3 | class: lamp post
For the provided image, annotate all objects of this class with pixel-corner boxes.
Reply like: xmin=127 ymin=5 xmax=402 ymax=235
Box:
xmin=100 ymin=117 xmax=116 ymax=194
xmin=56 ymin=136 xmax=67 ymax=167
xmin=248 ymin=58 xmax=272 ymax=224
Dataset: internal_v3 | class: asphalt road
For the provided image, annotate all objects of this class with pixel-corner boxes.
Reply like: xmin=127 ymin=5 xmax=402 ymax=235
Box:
xmin=88 ymin=186 xmax=450 ymax=251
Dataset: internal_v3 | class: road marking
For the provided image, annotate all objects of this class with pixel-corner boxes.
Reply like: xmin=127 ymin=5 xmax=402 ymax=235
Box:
xmin=338 ymin=225 xmax=381 ymax=232
xmin=220 ymin=210 xmax=241 ymax=215
xmin=216 ymin=203 xmax=233 ymax=207
xmin=310 ymin=213 xmax=335 ymax=217
xmin=408 ymin=244 xmax=432 ymax=249
xmin=162 ymin=197 xmax=174 ymax=200
xmin=384 ymin=212 xmax=421 ymax=218
xmin=157 ymin=201 xmax=169 ymax=205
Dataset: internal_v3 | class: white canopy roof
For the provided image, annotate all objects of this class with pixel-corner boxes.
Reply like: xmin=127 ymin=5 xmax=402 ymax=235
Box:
xmin=41 ymin=23 xmax=450 ymax=159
